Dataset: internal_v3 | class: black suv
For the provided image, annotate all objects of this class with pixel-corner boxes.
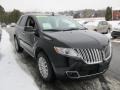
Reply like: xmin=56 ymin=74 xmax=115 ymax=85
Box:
xmin=14 ymin=14 xmax=112 ymax=81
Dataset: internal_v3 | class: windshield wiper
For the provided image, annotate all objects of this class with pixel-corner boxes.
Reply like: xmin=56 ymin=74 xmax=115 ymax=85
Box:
xmin=80 ymin=28 xmax=88 ymax=30
xmin=43 ymin=27 xmax=87 ymax=32
xmin=43 ymin=29 xmax=62 ymax=31
xmin=63 ymin=28 xmax=81 ymax=31
xmin=65 ymin=27 xmax=88 ymax=31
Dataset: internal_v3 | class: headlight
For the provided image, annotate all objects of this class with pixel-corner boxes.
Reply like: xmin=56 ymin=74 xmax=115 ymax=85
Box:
xmin=104 ymin=41 xmax=112 ymax=61
xmin=54 ymin=47 xmax=81 ymax=58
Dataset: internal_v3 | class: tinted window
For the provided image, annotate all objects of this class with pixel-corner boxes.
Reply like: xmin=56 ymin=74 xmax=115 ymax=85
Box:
xmin=103 ymin=21 xmax=108 ymax=25
xmin=25 ymin=17 xmax=37 ymax=29
xmin=99 ymin=21 xmax=102 ymax=25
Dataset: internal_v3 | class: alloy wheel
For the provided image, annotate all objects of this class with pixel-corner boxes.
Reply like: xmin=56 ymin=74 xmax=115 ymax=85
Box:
xmin=38 ymin=57 xmax=49 ymax=79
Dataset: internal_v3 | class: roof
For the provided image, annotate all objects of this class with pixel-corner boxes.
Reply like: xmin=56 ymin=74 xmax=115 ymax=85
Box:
xmin=85 ymin=20 xmax=107 ymax=26
xmin=23 ymin=13 xmax=60 ymax=16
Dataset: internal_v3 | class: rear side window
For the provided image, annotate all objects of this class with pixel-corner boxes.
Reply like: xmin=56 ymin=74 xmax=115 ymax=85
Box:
xmin=102 ymin=21 xmax=108 ymax=25
xmin=18 ymin=16 xmax=27 ymax=26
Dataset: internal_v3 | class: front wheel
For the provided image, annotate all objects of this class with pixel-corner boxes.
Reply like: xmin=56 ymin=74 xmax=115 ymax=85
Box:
xmin=37 ymin=52 xmax=54 ymax=82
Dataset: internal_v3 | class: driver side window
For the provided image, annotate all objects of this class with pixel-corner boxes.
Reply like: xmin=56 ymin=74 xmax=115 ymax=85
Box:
xmin=98 ymin=22 xmax=102 ymax=26
xmin=26 ymin=17 xmax=37 ymax=29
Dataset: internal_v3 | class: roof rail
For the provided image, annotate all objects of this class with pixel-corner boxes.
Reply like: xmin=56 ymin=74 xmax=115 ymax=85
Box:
xmin=23 ymin=12 xmax=60 ymax=16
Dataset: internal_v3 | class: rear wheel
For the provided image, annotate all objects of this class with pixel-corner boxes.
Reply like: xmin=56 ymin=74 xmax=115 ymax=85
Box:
xmin=37 ymin=52 xmax=54 ymax=82
xmin=14 ymin=36 xmax=23 ymax=52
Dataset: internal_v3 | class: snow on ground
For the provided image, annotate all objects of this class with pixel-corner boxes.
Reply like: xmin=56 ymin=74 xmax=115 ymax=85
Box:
xmin=0 ymin=30 xmax=39 ymax=90
xmin=105 ymin=76 xmax=120 ymax=90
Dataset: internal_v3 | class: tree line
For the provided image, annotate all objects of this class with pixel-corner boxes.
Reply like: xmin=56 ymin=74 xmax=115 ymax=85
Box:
xmin=0 ymin=5 xmax=21 ymax=24
xmin=58 ymin=7 xmax=112 ymax=21
xmin=0 ymin=5 xmax=112 ymax=25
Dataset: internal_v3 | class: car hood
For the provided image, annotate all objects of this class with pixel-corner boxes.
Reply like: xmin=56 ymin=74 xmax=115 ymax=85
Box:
xmin=114 ymin=25 xmax=120 ymax=29
xmin=43 ymin=30 xmax=109 ymax=49
xmin=84 ymin=25 xmax=96 ymax=30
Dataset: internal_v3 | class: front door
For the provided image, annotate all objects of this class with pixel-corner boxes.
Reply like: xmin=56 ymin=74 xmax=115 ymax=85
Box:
xmin=24 ymin=16 xmax=39 ymax=55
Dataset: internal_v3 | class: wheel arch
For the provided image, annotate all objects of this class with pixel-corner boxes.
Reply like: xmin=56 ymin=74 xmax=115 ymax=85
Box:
xmin=14 ymin=34 xmax=16 ymax=38
xmin=35 ymin=47 xmax=56 ymax=77
xmin=14 ymin=34 xmax=18 ymax=39
xmin=35 ymin=47 xmax=47 ymax=59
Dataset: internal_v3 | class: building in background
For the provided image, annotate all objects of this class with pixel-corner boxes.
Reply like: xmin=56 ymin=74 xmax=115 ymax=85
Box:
xmin=112 ymin=8 xmax=120 ymax=20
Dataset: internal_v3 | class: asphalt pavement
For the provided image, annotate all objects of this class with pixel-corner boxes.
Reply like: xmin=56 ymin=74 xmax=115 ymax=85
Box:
xmin=107 ymin=42 xmax=120 ymax=80
xmin=0 ymin=28 xmax=120 ymax=90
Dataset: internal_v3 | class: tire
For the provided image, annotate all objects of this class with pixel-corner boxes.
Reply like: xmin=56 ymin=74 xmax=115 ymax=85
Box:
xmin=112 ymin=36 xmax=117 ymax=39
xmin=14 ymin=36 xmax=23 ymax=53
xmin=104 ymin=31 xmax=108 ymax=34
xmin=94 ymin=29 xmax=97 ymax=32
xmin=37 ymin=52 xmax=54 ymax=82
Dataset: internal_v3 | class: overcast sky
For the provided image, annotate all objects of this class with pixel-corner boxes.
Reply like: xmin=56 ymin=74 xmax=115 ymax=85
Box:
xmin=0 ymin=0 xmax=120 ymax=12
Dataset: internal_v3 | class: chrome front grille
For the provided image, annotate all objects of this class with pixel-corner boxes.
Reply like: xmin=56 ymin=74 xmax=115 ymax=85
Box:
xmin=75 ymin=48 xmax=103 ymax=64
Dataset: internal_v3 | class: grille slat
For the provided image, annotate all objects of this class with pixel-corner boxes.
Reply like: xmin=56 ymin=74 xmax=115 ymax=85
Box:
xmin=93 ymin=49 xmax=98 ymax=62
xmin=84 ymin=49 xmax=90 ymax=63
xmin=91 ymin=49 xmax=96 ymax=63
xmin=88 ymin=49 xmax=93 ymax=63
xmin=75 ymin=48 xmax=103 ymax=64
xmin=99 ymin=50 xmax=103 ymax=61
xmin=96 ymin=49 xmax=100 ymax=61
xmin=81 ymin=49 xmax=87 ymax=60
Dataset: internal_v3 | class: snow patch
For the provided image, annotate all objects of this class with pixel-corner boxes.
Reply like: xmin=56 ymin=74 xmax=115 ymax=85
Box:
xmin=0 ymin=30 xmax=39 ymax=90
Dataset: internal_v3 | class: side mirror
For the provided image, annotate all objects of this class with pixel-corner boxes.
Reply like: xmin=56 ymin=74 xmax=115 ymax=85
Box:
xmin=24 ymin=26 xmax=35 ymax=32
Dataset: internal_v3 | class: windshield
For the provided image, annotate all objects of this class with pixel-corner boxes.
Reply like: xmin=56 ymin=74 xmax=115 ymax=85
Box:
xmin=36 ymin=16 xmax=87 ymax=31
xmin=100 ymin=21 xmax=108 ymax=25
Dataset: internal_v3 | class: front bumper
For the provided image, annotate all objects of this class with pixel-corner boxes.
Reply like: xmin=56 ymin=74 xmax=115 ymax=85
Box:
xmin=111 ymin=31 xmax=120 ymax=37
xmin=54 ymin=56 xmax=111 ymax=79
